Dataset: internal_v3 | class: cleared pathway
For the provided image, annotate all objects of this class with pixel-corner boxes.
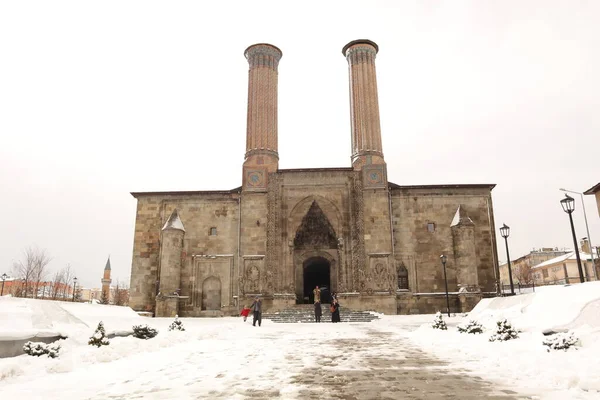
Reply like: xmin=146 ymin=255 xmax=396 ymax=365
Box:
xmin=0 ymin=316 xmax=524 ymax=399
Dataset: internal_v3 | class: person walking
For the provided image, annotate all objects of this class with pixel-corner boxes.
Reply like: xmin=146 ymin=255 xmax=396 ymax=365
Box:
xmin=313 ymin=285 xmax=321 ymax=304
xmin=250 ymin=296 xmax=262 ymax=327
xmin=314 ymin=301 xmax=322 ymax=323
xmin=331 ymin=298 xmax=341 ymax=323
xmin=240 ymin=305 xmax=251 ymax=322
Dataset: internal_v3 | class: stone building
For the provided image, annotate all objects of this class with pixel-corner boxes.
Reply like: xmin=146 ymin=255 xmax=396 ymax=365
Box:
xmin=129 ymin=40 xmax=500 ymax=317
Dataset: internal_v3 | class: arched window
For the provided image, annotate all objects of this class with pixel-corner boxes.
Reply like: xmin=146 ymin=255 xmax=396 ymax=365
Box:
xmin=397 ymin=263 xmax=409 ymax=291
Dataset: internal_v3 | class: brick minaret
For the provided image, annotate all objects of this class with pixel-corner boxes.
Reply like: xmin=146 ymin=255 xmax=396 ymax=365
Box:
xmin=101 ymin=256 xmax=112 ymax=301
xmin=242 ymin=43 xmax=282 ymax=191
xmin=342 ymin=39 xmax=385 ymax=171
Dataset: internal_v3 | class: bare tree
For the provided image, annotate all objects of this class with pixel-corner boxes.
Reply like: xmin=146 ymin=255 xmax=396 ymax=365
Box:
xmin=113 ymin=280 xmax=130 ymax=306
xmin=514 ymin=260 xmax=533 ymax=285
xmin=60 ymin=264 xmax=75 ymax=300
xmin=50 ymin=268 xmax=65 ymax=300
xmin=12 ymin=246 xmax=52 ymax=298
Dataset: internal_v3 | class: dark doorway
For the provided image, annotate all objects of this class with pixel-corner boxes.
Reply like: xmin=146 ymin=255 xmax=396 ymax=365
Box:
xmin=303 ymin=257 xmax=331 ymax=304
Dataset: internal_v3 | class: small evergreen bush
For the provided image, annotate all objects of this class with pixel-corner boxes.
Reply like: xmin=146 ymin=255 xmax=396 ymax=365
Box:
xmin=542 ymin=332 xmax=579 ymax=351
xmin=432 ymin=311 xmax=448 ymax=330
xmin=23 ymin=341 xmax=61 ymax=358
xmin=88 ymin=321 xmax=110 ymax=347
xmin=132 ymin=324 xmax=158 ymax=339
xmin=457 ymin=320 xmax=484 ymax=334
xmin=489 ymin=319 xmax=519 ymax=342
xmin=168 ymin=315 xmax=185 ymax=331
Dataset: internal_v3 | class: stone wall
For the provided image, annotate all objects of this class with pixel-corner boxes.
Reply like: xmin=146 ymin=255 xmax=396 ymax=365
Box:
xmin=390 ymin=186 xmax=498 ymax=295
xmin=130 ymin=192 xmax=240 ymax=315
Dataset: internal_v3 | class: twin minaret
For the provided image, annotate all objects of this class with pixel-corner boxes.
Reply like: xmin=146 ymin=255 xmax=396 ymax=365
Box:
xmin=242 ymin=39 xmax=385 ymax=190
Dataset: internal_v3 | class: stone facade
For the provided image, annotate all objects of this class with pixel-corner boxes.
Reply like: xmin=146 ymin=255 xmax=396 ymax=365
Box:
xmin=129 ymin=40 xmax=500 ymax=317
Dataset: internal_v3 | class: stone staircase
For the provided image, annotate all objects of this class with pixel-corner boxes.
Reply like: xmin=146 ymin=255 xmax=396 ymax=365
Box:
xmin=262 ymin=304 xmax=380 ymax=323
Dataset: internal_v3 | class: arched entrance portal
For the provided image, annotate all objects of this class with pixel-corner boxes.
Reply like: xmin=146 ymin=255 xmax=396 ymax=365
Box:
xmin=303 ymin=257 xmax=331 ymax=304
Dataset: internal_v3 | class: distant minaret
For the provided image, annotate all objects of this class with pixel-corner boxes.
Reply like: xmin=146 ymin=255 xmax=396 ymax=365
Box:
xmin=101 ymin=257 xmax=112 ymax=301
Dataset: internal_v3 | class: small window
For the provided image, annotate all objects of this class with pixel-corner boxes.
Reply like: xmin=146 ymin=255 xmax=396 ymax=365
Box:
xmin=542 ymin=269 xmax=549 ymax=278
xmin=427 ymin=223 xmax=436 ymax=233
xmin=209 ymin=227 xmax=217 ymax=236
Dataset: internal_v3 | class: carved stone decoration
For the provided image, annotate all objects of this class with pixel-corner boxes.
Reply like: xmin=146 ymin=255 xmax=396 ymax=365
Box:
xmin=293 ymin=201 xmax=338 ymax=249
xmin=266 ymin=173 xmax=282 ymax=293
xmin=245 ymin=265 xmax=260 ymax=293
xmin=351 ymin=173 xmax=365 ymax=292
xmin=373 ymin=262 xmax=387 ymax=289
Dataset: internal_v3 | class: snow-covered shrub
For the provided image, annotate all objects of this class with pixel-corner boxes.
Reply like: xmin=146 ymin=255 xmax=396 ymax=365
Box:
xmin=46 ymin=343 xmax=61 ymax=358
xmin=489 ymin=319 xmax=519 ymax=342
xmin=23 ymin=341 xmax=61 ymax=358
xmin=88 ymin=321 xmax=110 ymax=347
xmin=132 ymin=324 xmax=158 ymax=339
xmin=432 ymin=312 xmax=447 ymax=330
xmin=542 ymin=332 xmax=579 ymax=351
xmin=457 ymin=320 xmax=484 ymax=334
xmin=168 ymin=315 xmax=185 ymax=332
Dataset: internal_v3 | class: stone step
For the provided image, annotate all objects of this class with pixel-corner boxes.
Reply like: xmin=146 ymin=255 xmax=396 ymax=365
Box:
xmin=262 ymin=305 xmax=380 ymax=323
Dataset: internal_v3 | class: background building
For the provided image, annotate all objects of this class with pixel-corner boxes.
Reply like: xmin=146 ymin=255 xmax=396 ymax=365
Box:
xmin=584 ymin=182 xmax=600 ymax=217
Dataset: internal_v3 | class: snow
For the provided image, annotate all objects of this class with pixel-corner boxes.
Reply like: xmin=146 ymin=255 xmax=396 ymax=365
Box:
xmin=1 ymin=284 xmax=599 ymax=399
xmin=406 ymin=282 xmax=600 ymax=399
xmin=533 ymin=251 xmax=595 ymax=269
xmin=161 ymin=210 xmax=185 ymax=232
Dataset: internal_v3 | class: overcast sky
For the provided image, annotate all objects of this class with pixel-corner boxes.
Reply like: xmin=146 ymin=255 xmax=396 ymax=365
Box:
xmin=1 ymin=1 xmax=599 ymax=289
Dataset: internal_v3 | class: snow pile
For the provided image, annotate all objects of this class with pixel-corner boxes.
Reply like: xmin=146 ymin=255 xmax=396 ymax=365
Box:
xmin=407 ymin=282 xmax=600 ymax=399
xmin=468 ymin=282 xmax=600 ymax=331
xmin=0 ymin=296 xmax=143 ymax=339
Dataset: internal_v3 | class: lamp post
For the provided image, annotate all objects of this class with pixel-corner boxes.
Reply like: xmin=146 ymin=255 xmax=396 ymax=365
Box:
xmin=1 ymin=273 xmax=7 ymax=296
xmin=560 ymin=194 xmax=585 ymax=283
xmin=499 ymin=224 xmax=515 ymax=296
xmin=440 ymin=255 xmax=451 ymax=317
xmin=72 ymin=277 xmax=78 ymax=302
xmin=560 ymin=188 xmax=596 ymax=280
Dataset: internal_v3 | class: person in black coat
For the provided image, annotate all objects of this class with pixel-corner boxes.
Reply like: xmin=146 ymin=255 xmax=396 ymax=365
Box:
xmin=314 ymin=301 xmax=322 ymax=323
xmin=331 ymin=299 xmax=341 ymax=323
xmin=250 ymin=296 xmax=262 ymax=327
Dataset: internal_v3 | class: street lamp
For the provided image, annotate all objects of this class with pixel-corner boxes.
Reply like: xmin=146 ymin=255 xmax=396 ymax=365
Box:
xmin=560 ymin=194 xmax=585 ymax=283
xmin=72 ymin=277 xmax=78 ymax=302
xmin=440 ymin=254 xmax=451 ymax=317
xmin=499 ymin=224 xmax=515 ymax=296
xmin=560 ymin=188 xmax=596 ymax=280
xmin=1 ymin=273 xmax=7 ymax=296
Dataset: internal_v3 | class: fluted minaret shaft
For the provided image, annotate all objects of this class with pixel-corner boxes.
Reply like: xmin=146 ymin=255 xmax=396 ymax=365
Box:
xmin=244 ymin=43 xmax=282 ymax=169
xmin=342 ymin=40 xmax=384 ymax=168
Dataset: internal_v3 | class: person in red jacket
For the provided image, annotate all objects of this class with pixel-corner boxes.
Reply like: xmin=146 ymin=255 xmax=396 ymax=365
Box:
xmin=240 ymin=305 xmax=251 ymax=322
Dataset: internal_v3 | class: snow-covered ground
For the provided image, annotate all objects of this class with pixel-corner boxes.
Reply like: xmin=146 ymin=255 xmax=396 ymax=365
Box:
xmin=1 ymin=283 xmax=599 ymax=399
xmin=406 ymin=282 xmax=600 ymax=400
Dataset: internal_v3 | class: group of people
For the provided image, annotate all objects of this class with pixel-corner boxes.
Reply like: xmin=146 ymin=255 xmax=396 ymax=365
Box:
xmin=313 ymin=285 xmax=340 ymax=323
xmin=240 ymin=296 xmax=263 ymax=327
xmin=239 ymin=286 xmax=342 ymax=325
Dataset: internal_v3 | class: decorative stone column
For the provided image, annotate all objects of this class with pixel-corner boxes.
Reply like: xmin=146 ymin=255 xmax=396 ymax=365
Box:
xmin=451 ymin=206 xmax=482 ymax=312
xmin=156 ymin=209 xmax=185 ymax=317
xmin=342 ymin=39 xmax=385 ymax=170
xmin=243 ymin=43 xmax=282 ymax=191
